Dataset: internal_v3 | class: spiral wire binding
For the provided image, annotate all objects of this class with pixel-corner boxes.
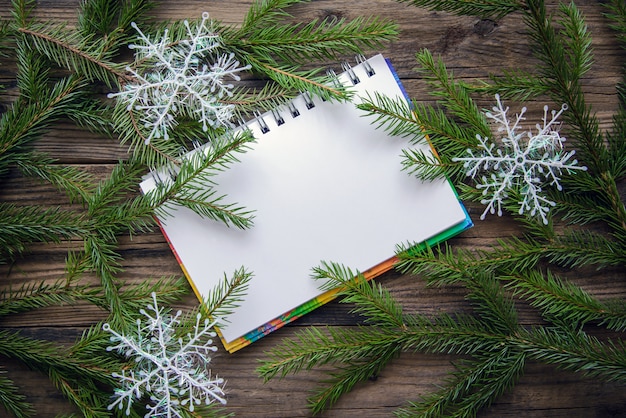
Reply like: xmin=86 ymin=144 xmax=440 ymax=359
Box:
xmin=287 ymin=102 xmax=300 ymax=118
xmin=356 ymin=54 xmax=375 ymax=77
xmin=341 ymin=61 xmax=360 ymax=85
xmin=271 ymin=108 xmax=285 ymax=126
xmin=254 ymin=110 xmax=270 ymax=134
xmin=302 ymin=91 xmax=315 ymax=109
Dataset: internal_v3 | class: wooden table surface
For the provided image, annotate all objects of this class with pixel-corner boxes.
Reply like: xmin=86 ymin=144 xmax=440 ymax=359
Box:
xmin=1 ymin=0 xmax=625 ymax=417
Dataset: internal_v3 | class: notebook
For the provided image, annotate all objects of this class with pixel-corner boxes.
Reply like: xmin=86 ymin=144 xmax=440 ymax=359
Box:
xmin=140 ymin=54 xmax=472 ymax=353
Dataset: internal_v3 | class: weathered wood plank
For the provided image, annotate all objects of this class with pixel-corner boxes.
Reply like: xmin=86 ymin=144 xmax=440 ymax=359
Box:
xmin=1 ymin=0 xmax=625 ymax=417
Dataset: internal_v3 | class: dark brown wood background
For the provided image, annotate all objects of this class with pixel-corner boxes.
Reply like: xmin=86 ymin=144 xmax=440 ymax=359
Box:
xmin=1 ymin=0 xmax=625 ymax=416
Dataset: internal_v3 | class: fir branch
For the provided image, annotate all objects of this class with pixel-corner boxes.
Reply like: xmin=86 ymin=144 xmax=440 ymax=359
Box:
xmin=356 ymin=91 xmax=474 ymax=182
xmin=0 ymin=368 xmax=34 ymax=418
xmin=541 ymin=229 xmax=626 ymax=268
xmin=82 ymin=234 xmax=125 ymax=320
xmin=99 ymin=276 xmax=190 ymax=318
xmin=0 ymin=75 xmax=88 ymax=176
xmin=231 ymin=12 xmax=398 ymax=66
xmin=14 ymin=37 xmax=50 ymax=102
xmin=0 ymin=19 xmax=12 ymax=60
xmin=474 ymin=69 xmax=551 ymax=101
xmin=239 ymin=0 xmax=303 ymax=31
xmin=397 ymin=348 xmax=526 ymax=418
xmin=314 ymin=261 xmax=407 ymax=329
xmin=259 ymin=325 xmax=406 ymax=382
xmin=147 ymin=131 xmax=256 ymax=228
xmin=308 ymin=342 xmax=402 ymax=414
xmin=523 ymin=1 xmax=605 ymax=172
xmin=462 ymin=270 xmax=519 ymax=335
xmin=17 ymin=24 xmax=131 ymax=87
xmin=77 ymin=0 xmax=154 ymax=49
xmin=415 ymin=48 xmax=490 ymax=139
xmin=85 ymin=159 xmax=145 ymax=222
xmin=603 ymin=0 xmax=626 ymax=45
xmin=201 ymin=267 xmax=252 ymax=324
xmin=14 ymin=151 xmax=95 ymax=204
xmin=244 ymin=57 xmax=348 ymax=102
xmin=503 ymin=269 xmax=626 ymax=331
xmin=225 ymin=81 xmax=300 ymax=117
xmin=519 ymin=325 xmax=626 ymax=382
xmin=10 ymin=0 xmax=35 ymax=28
xmin=64 ymin=97 xmax=116 ymax=139
xmin=356 ymin=92 xmax=425 ymax=141
xmin=0 ymin=330 xmax=114 ymax=384
xmin=0 ymin=203 xmax=86 ymax=262
xmin=48 ymin=368 xmax=112 ymax=418
xmin=0 ymin=280 xmax=94 ymax=317
xmin=394 ymin=0 xmax=525 ymax=20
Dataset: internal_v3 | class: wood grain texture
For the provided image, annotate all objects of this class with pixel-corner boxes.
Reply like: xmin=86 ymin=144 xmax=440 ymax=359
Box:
xmin=1 ymin=0 xmax=625 ymax=417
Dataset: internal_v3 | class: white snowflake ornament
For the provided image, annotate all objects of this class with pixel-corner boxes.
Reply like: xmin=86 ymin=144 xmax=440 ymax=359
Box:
xmin=103 ymin=293 xmax=226 ymax=417
xmin=108 ymin=12 xmax=251 ymax=143
xmin=453 ymin=95 xmax=587 ymax=224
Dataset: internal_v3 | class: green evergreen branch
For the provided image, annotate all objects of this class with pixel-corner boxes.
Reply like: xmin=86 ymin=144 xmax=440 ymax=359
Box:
xmin=259 ymin=325 xmax=407 ymax=381
xmin=77 ymin=0 xmax=154 ymax=50
xmin=397 ymin=348 xmax=526 ymax=418
xmin=82 ymin=234 xmax=125 ymax=319
xmin=416 ymin=49 xmax=491 ymax=140
xmin=461 ymin=271 xmax=518 ymax=335
xmin=474 ymin=69 xmax=551 ymax=101
xmin=0 ymin=330 xmax=114 ymax=384
xmin=243 ymin=57 xmax=348 ymax=102
xmin=394 ymin=0 xmax=525 ymax=20
xmin=48 ymin=368 xmax=112 ymax=418
xmin=0 ymin=369 xmax=34 ymax=418
xmin=227 ymin=82 xmax=301 ymax=118
xmin=541 ymin=229 xmax=626 ymax=268
xmin=603 ymin=0 xmax=626 ymax=45
xmin=0 ymin=280 xmax=95 ymax=317
xmin=356 ymin=92 xmax=425 ymax=141
xmin=523 ymin=1 xmax=626 ymax=235
xmin=14 ymin=152 xmax=96 ymax=204
xmin=14 ymin=38 xmax=50 ymax=102
xmin=10 ymin=0 xmax=34 ymax=28
xmin=239 ymin=0 xmax=307 ymax=33
xmin=17 ymin=24 xmax=130 ymax=87
xmin=0 ymin=203 xmax=86 ymax=262
xmin=503 ymin=269 xmax=626 ymax=331
xmin=356 ymin=92 xmax=474 ymax=182
xmin=308 ymin=342 xmax=402 ymax=414
xmin=314 ymin=261 xmax=406 ymax=329
xmin=0 ymin=75 xmax=88 ymax=176
xmin=231 ymin=13 xmax=398 ymax=66
xmin=0 ymin=20 xmax=12 ymax=60
xmin=519 ymin=326 xmax=626 ymax=382
xmin=147 ymin=131 xmax=256 ymax=228
xmin=201 ymin=267 xmax=252 ymax=323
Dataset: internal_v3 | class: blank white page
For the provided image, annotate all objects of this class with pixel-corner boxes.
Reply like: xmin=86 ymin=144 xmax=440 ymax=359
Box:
xmin=140 ymin=54 xmax=468 ymax=345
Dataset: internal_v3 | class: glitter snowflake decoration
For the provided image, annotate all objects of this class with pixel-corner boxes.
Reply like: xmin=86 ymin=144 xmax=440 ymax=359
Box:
xmin=103 ymin=293 xmax=226 ymax=417
xmin=108 ymin=12 xmax=251 ymax=143
xmin=453 ymin=94 xmax=587 ymax=224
